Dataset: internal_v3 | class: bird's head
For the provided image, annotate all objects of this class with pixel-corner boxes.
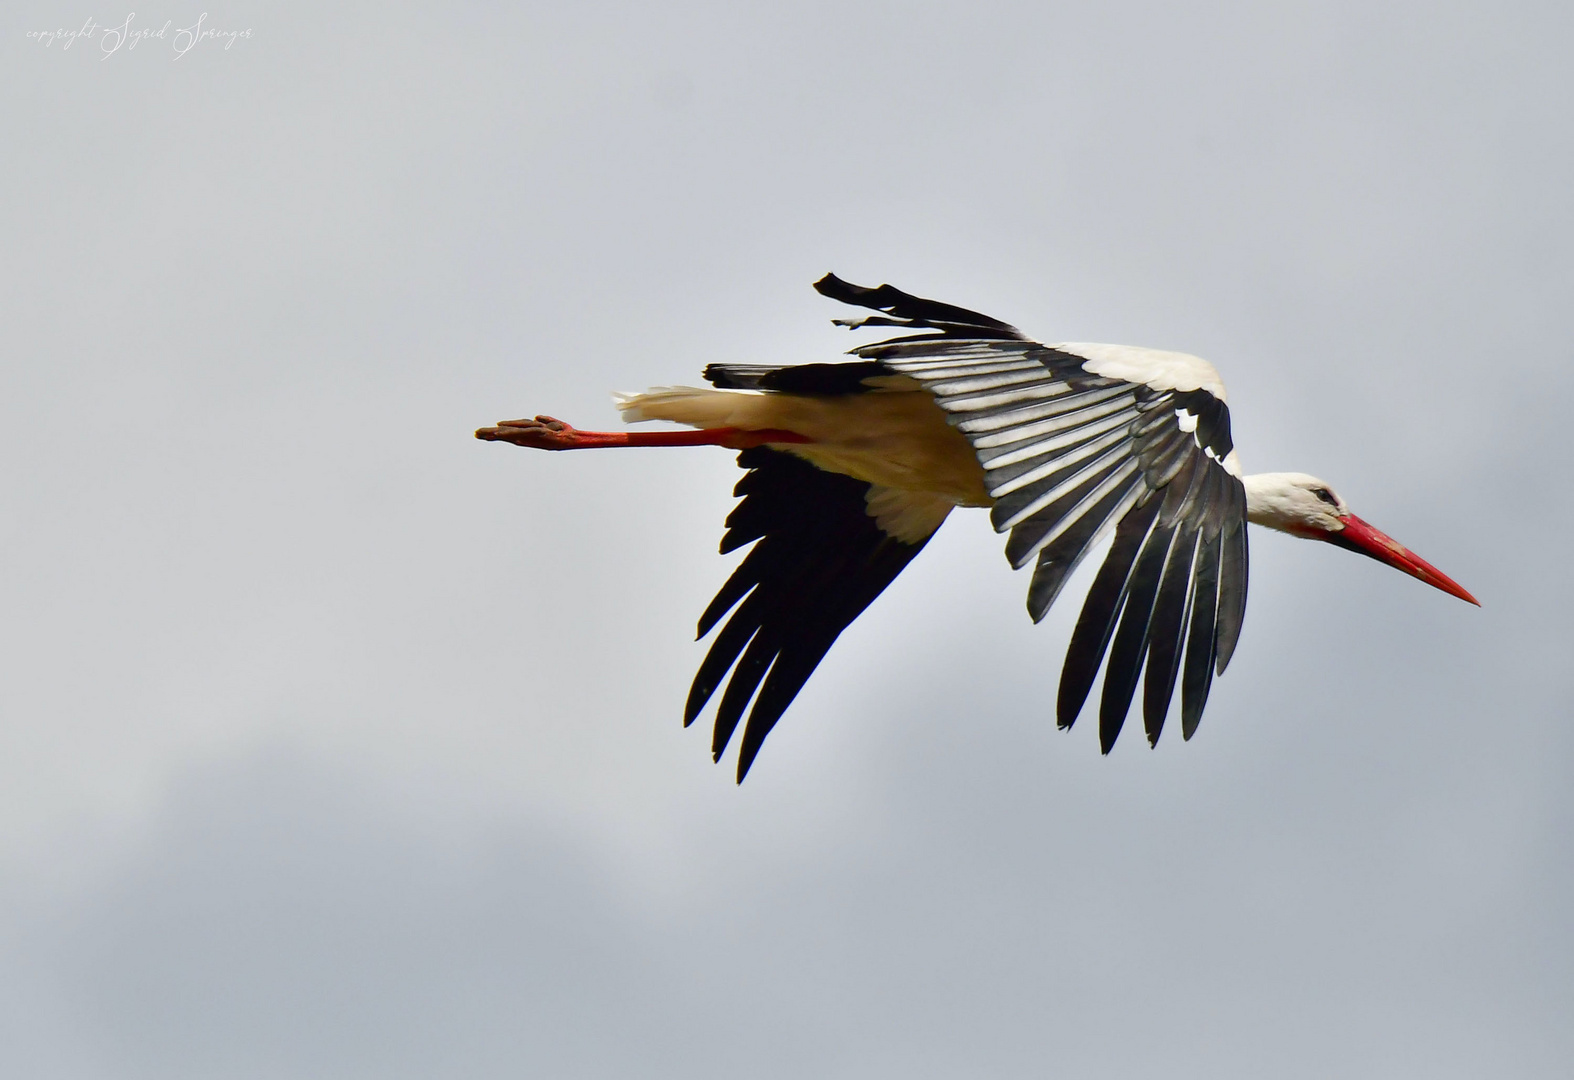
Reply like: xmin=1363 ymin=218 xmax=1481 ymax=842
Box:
xmin=1242 ymin=472 xmax=1479 ymax=605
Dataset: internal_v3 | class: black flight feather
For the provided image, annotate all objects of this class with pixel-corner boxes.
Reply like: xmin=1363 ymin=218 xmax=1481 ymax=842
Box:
xmin=1214 ymin=483 xmax=1250 ymax=673
xmin=1099 ymin=513 xmax=1178 ymax=752
xmin=688 ymin=447 xmax=936 ymax=781
xmin=1056 ymin=493 xmax=1164 ymax=730
xmin=814 ymin=273 xmax=1025 ymax=341
xmin=1181 ymin=495 xmax=1224 ymax=739
xmin=1023 ymin=476 xmax=1141 ymax=622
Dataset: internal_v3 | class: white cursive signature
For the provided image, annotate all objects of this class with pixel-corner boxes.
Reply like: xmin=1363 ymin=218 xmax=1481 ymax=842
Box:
xmin=98 ymin=13 xmax=171 ymax=58
xmin=172 ymin=13 xmax=251 ymax=58
xmin=25 ymin=13 xmax=252 ymax=59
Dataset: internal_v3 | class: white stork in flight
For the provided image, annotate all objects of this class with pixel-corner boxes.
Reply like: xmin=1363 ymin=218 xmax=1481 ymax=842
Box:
xmin=478 ymin=275 xmax=1477 ymax=781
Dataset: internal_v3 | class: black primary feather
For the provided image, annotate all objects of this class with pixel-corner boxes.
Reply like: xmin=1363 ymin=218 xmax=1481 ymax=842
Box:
xmin=1055 ymin=494 xmax=1163 ymax=730
xmin=688 ymin=448 xmax=937 ymax=781
xmin=813 ymin=273 xmax=1027 ymax=340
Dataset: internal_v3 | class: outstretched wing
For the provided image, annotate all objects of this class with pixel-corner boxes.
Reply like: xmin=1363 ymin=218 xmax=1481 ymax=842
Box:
xmin=687 ymin=446 xmax=946 ymax=782
xmin=819 ymin=274 xmax=1249 ymax=751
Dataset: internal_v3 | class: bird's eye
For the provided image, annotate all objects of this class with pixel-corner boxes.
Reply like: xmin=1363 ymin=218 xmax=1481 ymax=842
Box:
xmin=1312 ymin=487 xmax=1339 ymax=507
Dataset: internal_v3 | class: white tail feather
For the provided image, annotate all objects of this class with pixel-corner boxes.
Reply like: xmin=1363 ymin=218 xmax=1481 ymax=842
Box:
xmin=613 ymin=386 xmax=760 ymax=427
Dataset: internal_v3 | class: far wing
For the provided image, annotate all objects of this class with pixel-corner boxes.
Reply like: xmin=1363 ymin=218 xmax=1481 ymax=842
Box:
xmin=819 ymin=275 xmax=1249 ymax=750
xmin=689 ymin=447 xmax=946 ymax=781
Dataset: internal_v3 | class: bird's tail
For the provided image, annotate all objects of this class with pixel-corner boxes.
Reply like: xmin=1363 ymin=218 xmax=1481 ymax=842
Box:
xmin=614 ymin=386 xmax=758 ymax=428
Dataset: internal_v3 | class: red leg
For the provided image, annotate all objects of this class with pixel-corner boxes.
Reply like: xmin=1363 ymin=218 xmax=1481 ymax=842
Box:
xmin=474 ymin=415 xmax=811 ymax=450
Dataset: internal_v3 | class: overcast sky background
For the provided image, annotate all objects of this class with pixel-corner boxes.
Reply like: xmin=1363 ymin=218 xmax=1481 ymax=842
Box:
xmin=3 ymin=1 xmax=1571 ymax=1076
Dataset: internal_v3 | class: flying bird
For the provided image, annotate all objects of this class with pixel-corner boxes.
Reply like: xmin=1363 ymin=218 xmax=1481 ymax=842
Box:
xmin=478 ymin=274 xmax=1477 ymax=781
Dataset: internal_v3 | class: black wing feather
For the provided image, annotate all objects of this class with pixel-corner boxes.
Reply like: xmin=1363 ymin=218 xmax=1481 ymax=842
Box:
xmin=813 ymin=273 xmax=1026 ymax=340
xmin=818 ymin=275 xmax=1251 ymax=749
xmin=1097 ymin=453 xmax=1214 ymax=751
xmin=711 ymin=628 xmax=779 ymax=760
xmin=1214 ymin=482 xmax=1250 ymax=673
xmin=1055 ymin=494 xmax=1163 ymax=729
xmin=1099 ymin=512 xmax=1178 ymax=752
xmin=685 ymin=598 xmax=762 ymax=723
xmin=1143 ymin=526 xmax=1200 ymax=746
xmin=1023 ymin=475 xmax=1142 ymax=621
xmin=1181 ymin=484 xmax=1225 ymax=739
xmin=702 ymin=364 xmax=780 ymax=390
xmin=1141 ymin=454 xmax=1210 ymax=744
xmin=704 ymin=361 xmax=891 ymax=395
xmin=689 ymin=447 xmax=936 ymax=781
xmin=1004 ymin=451 xmax=1134 ymax=570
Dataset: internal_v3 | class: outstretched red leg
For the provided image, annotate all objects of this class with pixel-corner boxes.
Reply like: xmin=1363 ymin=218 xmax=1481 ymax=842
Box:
xmin=475 ymin=415 xmax=811 ymax=450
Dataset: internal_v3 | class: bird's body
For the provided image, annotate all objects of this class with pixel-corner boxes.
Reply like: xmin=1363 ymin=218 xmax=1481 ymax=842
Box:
xmin=479 ymin=275 xmax=1476 ymax=780
xmin=617 ymin=381 xmax=993 ymax=512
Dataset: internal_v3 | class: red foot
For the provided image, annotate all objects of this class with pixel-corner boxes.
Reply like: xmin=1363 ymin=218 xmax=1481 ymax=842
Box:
xmin=474 ymin=415 xmax=588 ymax=449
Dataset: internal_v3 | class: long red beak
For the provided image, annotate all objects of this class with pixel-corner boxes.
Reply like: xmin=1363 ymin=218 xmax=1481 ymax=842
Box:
xmin=1326 ymin=515 xmax=1480 ymax=606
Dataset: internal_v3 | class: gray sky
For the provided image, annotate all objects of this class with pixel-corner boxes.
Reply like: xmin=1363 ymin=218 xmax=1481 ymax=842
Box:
xmin=3 ymin=1 xmax=1571 ymax=1076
